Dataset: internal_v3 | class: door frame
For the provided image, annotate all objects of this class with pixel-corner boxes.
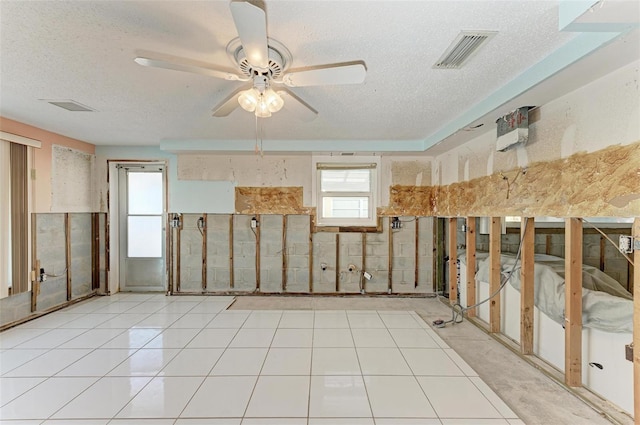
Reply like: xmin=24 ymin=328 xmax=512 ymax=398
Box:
xmin=107 ymin=160 xmax=168 ymax=294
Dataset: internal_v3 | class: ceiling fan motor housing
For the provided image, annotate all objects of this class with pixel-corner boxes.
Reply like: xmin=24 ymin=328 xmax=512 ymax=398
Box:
xmin=234 ymin=45 xmax=286 ymax=79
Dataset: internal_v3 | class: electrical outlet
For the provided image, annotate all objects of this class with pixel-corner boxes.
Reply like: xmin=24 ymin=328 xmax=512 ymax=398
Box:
xmin=619 ymin=235 xmax=633 ymax=254
xmin=251 ymin=217 xmax=258 ymax=228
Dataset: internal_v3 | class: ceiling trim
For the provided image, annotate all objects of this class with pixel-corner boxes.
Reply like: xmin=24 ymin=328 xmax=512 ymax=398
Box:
xmin=160 ymin=138 xmax=427 ymax=153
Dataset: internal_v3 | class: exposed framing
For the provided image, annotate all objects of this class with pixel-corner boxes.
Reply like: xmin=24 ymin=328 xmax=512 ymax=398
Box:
xmin=465 ymin=217 xmax=477 ymax=317
xmin=633 ymin=217 xmax=639 ymax=419
xmin=448 ymin=218 xmax=458 ymax=303
xmin=520 ymin=217 xmax=535 ymax=354
xmin=489 ymin=217 xmax=501 ymax=333
xmin=565 ymin=217 xmax=583 ymax=387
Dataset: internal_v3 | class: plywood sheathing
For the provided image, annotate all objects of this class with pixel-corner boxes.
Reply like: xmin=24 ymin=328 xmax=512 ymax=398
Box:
xmin=384 ymin=142 xmax=640 ymax=217
xmin=235 ymin=187 xmax=313 ymax=215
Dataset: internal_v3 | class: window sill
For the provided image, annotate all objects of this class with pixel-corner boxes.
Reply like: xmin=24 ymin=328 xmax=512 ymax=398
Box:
xmin=313 ymin=217 xmax=383 ymax=233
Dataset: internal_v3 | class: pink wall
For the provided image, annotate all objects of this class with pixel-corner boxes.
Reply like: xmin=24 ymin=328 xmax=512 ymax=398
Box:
xmin=0 ymin=117 xmax=95 ymax=212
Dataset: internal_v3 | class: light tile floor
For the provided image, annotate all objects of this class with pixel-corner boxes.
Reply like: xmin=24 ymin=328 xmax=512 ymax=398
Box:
xmin=0 ymin=294 xmax=524 ymax=425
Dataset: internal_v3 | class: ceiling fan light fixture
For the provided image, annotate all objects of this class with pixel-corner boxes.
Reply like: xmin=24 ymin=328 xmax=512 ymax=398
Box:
xmin=264 ymin=88 xmax=284 ymax=113
xmin=238 ymin=88 xmax=259 ymax=112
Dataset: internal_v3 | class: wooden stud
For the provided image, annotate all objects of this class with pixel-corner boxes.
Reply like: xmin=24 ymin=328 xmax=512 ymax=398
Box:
xmin=362 ymin=232 xmax=367 ymax=293
xmin=282 ymin=215 xmax=288 ymax=292
xmin=545 ymin=234 xmax=552 ymax=255
xmin=489 ymin=217 xmax=501 ymax=333
xmin=31 ymin=214 xmax=38 ymax=312
xmin=465 ymin=217 xmax=477 ymax=317
xmin=388 ymin=217 xmax=393 ymax=294
xmin=309 ymin=215 xmax=313 ymax=293
xmin=565 ymin=217 xmax=583 ymax=387
xmin=167 ymin=214 xmax=173 ymax=295
xmin=201 ymin=214 xmax=207 ymax=292
xmin=633 ymin=217 xmax=639 ymax=420
xmin=448 ymin=218 xmax=458 ymax=303
xmin=255 ymin=214 xmax=261 ymax=292
xmin=176 ymin=216 xmax=182 ymax=293
xmin=520 ymin=217 xmax=535 ymax=354
xmin=65 ymin=213 xmax=72 ymax=301
xmin=599 ymin=235 xmax=606 ymax=272
xmin=336 ymin=233 xmax=340 ymax=292
xmin=229 ymin=215 xmax=234 ymax=289
xmin=105 ymin=214 xmax=110 ymax=294
xmin=414 ymin=217 xmax=419 ymax=289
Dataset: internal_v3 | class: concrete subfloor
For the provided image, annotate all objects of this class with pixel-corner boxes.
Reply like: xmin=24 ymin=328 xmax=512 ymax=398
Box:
xmin=230 ymin=295 xmax=628 ymax=425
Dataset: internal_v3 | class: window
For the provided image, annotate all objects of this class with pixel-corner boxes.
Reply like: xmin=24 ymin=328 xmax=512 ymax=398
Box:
xmin=315 ymin=161 xmax=378 ymax=227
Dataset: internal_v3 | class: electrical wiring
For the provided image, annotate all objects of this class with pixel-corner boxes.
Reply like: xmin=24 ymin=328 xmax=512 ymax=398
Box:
xmin=581 ymin=218 xmax=634 ymax=267
xmin=44 ymin=268 xmax=68 ymax=278
xmin=434 ymin=218 xmax=529 ymax=328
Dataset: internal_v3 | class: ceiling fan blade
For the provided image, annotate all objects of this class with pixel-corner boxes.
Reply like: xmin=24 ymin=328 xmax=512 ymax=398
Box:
xmin=134 ymin=56 xmax=246 ymax=81
xmin=277 ymin=88 xmax=318 ymax=122
xmin=211 ymin=87 xmax=248 ymax=117
xmin=282 ymin=61 xmax=366 ymax=87
xmin=229 ymin=0 xmax=269 ymax=70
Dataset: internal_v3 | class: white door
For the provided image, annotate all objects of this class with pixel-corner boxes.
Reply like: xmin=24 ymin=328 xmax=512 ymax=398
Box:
xmin=118 ymin=165 xmax=165 ymax=291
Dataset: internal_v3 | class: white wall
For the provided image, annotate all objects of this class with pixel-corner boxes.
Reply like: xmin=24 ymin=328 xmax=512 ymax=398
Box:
xmin=434 ymin=60 xmax=640 ymax=185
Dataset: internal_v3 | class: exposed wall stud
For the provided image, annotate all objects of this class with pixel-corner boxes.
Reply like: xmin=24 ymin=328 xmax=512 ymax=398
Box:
xmin=414 ymin=217 xmax=419 ymax=289
xmin=167 ymin=214 xmax=173 ymax=295
xmin=489 ymin=217 xmax=501 ymax=333
xmin=520 ymin=217 xmax=535 ymax=354
xmin=65 ymin=213 xmax=72 ymax=301
xmin=229 ymin=214 xmax=234 ymax=289
xmin=31 ymin=214 xmax=38 ymax=312
xmin=282 ymin=215 xmax=288 ymax=292
xmin=633 ymin=217 xmax=639 ymax=420
xmin=362 ymin=232 xmax=367 ymax=293
xmin=599 ymin=235 xmax=605 ymax=272
xmin=466 ymin=217 xmax=477 ymax=317
xmin=388 ymin=217 xmax=393 ymax=294
xmin=255 ymin=214 xmax=261 ymax=292
xmin=448 ymin=218 xmax=458 ymax=303
xmin=176 ymin=216 xmax=182 ymax=292
xmin=309 ymin=215 xmax=313 ymax=293
xmin=336 ymin=233 xmax=340 ymax=292
xmin=201 ymin=214 xmax=207 ymax=292
xmin=565 ymin=217 xmax=583 ymax=387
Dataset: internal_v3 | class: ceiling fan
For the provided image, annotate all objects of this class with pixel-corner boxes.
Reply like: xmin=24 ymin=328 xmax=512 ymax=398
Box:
xmin=134 ymin=0 xmax=367 ymax=121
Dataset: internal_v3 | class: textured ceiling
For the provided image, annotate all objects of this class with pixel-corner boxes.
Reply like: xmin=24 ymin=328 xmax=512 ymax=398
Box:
xmin=0 ymin=1 xmax=637 ymax=152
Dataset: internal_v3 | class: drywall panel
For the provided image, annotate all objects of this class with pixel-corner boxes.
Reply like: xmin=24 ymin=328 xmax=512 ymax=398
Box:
xmin=179 ymin=154 xmax=312 ymax=206
xmin=51 ymin=146 xmax=94 ymax=212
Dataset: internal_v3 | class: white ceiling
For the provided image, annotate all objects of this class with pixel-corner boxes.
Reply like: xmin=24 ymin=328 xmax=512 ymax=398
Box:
xmin=0 ymin=0 xmax=638 ymax=153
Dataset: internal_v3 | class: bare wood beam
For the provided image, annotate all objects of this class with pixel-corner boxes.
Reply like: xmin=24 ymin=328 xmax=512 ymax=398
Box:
xmin=202 ymin=214 xmax=207 ymax=292
xmin=521 ymin=217 xmax=535 ymax=354
xmin=31 ymin=214 xmax=38 ymax=312
xmin=255 ymin=215 xmax=260 ymax=292
xmin=176 ymin=216 xmax=182 ymax=292
xmin=415 ymin=217 xmax=419 ymax=289
xmin=65 ymin=213 xmax=72 ymax=301
xmin=633 ymin=217 xmax=639 ymax=419
xmin=282 ymin=215 xmax=288 ymax=292
xmin=565 ymin=217 xmax=583 ymax=387
xmin=309 ymin=215 xmax=313 ymax=293
xmin=388 ymin=218 xmax=393 ymax=294
xmin=336 ymin=234 xmax=340 ymax=292
xmin=489 ymin=217 xmax=501 ymax=333
xmin=167 ymin=215 xmax=173 ymax=295
xmin=466 ymin=217 xmax=477 ymax=317
xmin=448 ymin=218 xmax=458 ymax=304
xmin=228 ymin=215 xmax=233 ymax=290
xmin=362 ymin=232 xmax=367 ymax=293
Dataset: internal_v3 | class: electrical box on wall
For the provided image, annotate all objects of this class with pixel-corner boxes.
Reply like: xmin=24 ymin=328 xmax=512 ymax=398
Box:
xmin=496 ymin=107 xmax=532 ymax=152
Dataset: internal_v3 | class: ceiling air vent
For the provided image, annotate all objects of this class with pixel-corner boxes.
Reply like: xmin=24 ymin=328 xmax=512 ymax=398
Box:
xmin=42 ymin=99 xmax=95 ymax=112
xmin=433 ymin=31 xmax=497 ymax=69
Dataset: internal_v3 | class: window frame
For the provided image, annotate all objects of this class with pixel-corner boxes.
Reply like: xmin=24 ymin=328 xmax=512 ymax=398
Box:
xmin=312 ymin=156 xmax=380 ymax=227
